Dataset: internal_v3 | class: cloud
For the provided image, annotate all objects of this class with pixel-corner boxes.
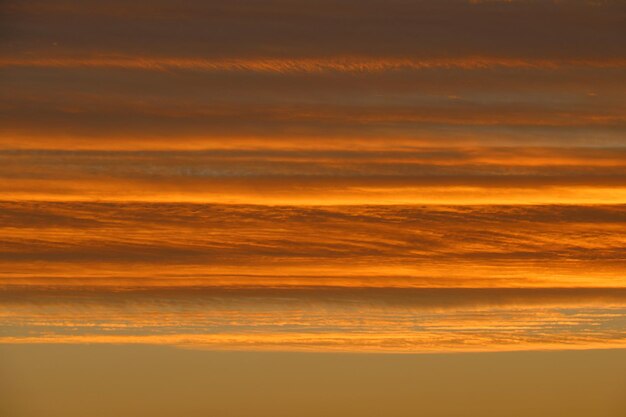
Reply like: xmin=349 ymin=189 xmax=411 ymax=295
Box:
xmin=1 ymin=202 xmax=625 ymax=288
xmin=2 ymin=286 xmax=626 ymax=353
xmin=4 ymin=56 xmax=626 ymax=73
xmin=3 ymin=0 xmax=624 ymax=59
xmin=1 ymin=0 xmax=625 ymax=356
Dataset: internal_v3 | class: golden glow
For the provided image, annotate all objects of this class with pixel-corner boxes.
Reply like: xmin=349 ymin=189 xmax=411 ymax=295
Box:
xmin=1 ymin=0 xmax=625 ymax=357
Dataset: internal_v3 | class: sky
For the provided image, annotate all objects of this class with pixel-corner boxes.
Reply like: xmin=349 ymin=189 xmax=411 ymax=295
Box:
xmin=1 ymin=0 xmax=626 ymax=416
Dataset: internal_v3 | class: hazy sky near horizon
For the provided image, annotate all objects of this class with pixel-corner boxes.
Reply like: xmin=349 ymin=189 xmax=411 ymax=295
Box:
xmin=2 ymin=345 xmax=626 ymax=417
xmin=1 ymin=0 xmax=626 ymax=415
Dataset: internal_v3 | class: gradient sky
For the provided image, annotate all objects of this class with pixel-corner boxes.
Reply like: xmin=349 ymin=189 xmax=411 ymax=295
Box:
xmin=1 ymin=0 xmax=626 ymax=416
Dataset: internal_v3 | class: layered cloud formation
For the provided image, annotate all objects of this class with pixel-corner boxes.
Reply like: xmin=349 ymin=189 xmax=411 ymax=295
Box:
xmin=3 ymin=286 xmax=626 ymax=352
xmin=1 ymin=0 xmax=625 ymax=352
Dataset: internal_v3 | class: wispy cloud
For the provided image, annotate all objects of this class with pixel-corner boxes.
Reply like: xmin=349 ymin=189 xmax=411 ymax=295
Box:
xmin=1 ymin=202 xmax=625 ymax=288
xmin=2 ymin=287 xmax=625 ymax=352
xmin=1 ymin=0 xmax=625 ymax=355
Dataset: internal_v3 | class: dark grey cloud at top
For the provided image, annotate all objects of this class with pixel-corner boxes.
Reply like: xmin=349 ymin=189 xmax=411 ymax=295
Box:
xmin=1 ymin=0 xmax=625 ymax=151
xmin=3 ymin=0 xmax=625 ymax=59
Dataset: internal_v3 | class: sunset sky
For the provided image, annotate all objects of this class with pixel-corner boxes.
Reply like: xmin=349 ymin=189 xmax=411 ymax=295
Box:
xmin=1 ymin=0 xmax=626 ymax=416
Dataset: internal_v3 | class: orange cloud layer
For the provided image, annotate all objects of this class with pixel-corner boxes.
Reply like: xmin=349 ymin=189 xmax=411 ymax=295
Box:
xmin=2 ymin=146 xmax=626 ymax=204
xmin=2 ymin=287 xmax=625 ymax=353
xmin=3 ymin=56 xmax=626 ymax=73
xmin=1 ymin=202 xmax=625 ymax=288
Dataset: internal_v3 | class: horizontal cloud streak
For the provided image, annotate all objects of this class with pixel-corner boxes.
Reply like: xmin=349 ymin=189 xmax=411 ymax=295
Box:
xmin=2 ymin=148 xmax=626 ymax=203
xmin=4 ymin=0 xmax=624 ymax=59
xmin=4 ymin=56 xmax=626 ymax=73
xmin=1 ymin=0 xmax=625 ymax=356
xmin=2 ymin=287 xmax=625 ymax=353
xmin=1 ymin=202 xmax=625 ymax=288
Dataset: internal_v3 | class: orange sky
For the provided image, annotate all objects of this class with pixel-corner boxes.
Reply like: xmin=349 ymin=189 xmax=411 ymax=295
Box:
xmin=1 ymin=0 xmax=626 ymax=355
xmin=2 ymin=2 xmax=626 ymax=416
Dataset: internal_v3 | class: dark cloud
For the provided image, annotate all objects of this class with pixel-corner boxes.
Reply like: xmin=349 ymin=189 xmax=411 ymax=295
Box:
xmin=3 ymin=0 xmax=625 ymax=59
